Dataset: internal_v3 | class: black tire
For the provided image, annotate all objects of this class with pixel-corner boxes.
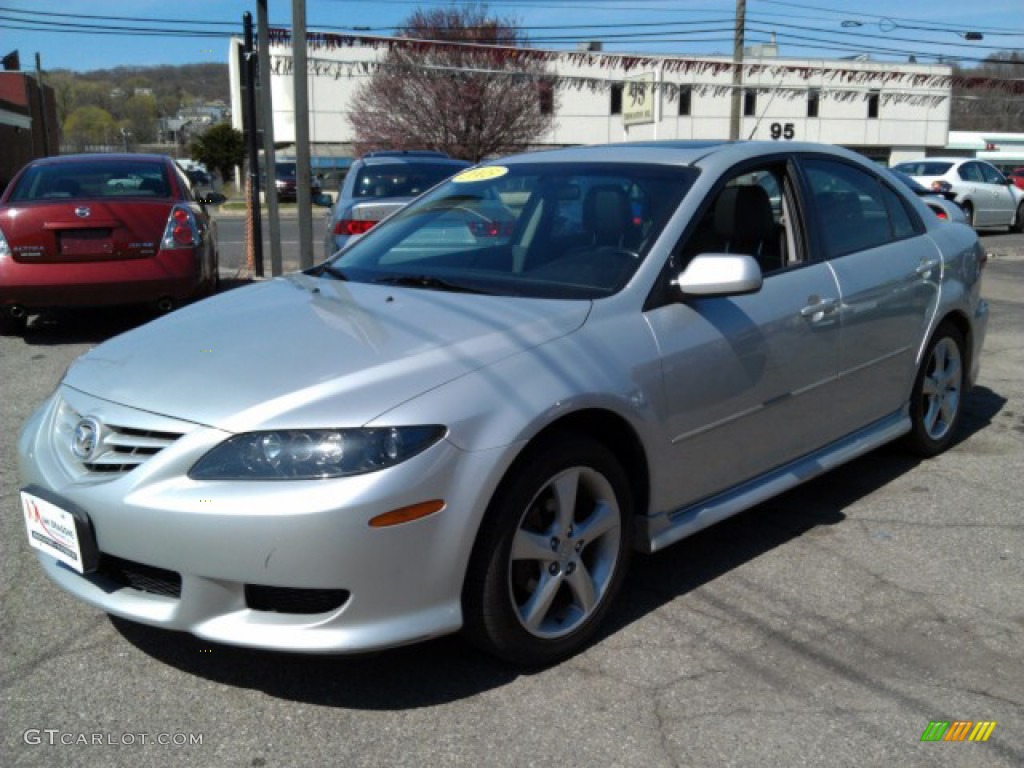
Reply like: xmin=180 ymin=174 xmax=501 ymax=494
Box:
xmin=1011 ymin=202 xmax=1024 ymax=234
xmin=463 ymin=434 xmax=633 ymax=666
xmin=962 ymin=201 xmax=975 ymax=228
xmin=0 ymin=311 xmax=28 ymax=336
xmin=902 ymin=323 xmax=966 ymax=457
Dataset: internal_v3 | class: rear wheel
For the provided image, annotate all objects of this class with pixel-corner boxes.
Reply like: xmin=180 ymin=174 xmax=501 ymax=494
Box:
xmin=463 ymin=435 xmax=632 ymax=666
xmin=902 ymin=323 xmax=966 ymax=457
xmin=962 ymin=201 xmax=975 ymax=228
xmin=1011 ymin=202 xmax=1024 ymax=233
xmin=0 ymin=310 xmax=28 ymax=336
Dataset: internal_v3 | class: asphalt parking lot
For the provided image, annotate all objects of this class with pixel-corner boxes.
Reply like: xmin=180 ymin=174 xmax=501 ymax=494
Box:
xmin=1 ymin=234 xmax=1021 ymax=768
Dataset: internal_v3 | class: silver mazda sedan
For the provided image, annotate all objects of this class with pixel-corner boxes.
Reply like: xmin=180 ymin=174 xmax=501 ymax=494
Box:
xmin=19 ymin=141 xmax=989 ymax=666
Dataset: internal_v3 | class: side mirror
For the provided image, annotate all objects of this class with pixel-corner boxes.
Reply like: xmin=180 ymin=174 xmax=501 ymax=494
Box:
xmin=314 ymin=192 xmax=334 ymax=208
xmin=673 ymin=253 xmax=763 ymax=297
xmin=198 ymin=192 xmax=228 ymax=206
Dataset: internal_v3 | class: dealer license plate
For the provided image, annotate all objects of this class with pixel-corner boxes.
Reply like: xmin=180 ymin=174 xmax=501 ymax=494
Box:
xmin=22 ymin=490 xmax=88 ymax=573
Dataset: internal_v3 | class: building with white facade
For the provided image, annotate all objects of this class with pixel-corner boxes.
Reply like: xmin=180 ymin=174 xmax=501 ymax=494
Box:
xmin=230 ymin=31 xmax=954 ymax=170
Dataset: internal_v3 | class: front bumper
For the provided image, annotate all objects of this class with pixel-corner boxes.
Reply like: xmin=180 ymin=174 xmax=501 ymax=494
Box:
xmin=18 ymin=387 xmax=508 ymax=653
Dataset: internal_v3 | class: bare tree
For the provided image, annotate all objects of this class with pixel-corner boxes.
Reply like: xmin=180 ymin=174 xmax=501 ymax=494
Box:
xmin=951 ymin=52 xmax=1024 ymax=132
xmin=349 ymin=4 xmax=557 ymax=162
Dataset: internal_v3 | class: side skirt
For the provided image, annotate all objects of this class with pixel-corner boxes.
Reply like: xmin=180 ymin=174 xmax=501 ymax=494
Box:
xmin=636 ymin=410 xmax=911 ymax=554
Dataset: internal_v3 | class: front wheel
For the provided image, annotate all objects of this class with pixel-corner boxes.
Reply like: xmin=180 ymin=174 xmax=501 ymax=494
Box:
xmin=463 ymin=435 xmax=633 ymax=666
xmin=902 ymin=324 xmax=966 ymax=457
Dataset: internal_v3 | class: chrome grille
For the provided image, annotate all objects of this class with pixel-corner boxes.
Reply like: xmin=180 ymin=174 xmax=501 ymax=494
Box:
xmin=55 ymin=397 xmax=185 ymax=475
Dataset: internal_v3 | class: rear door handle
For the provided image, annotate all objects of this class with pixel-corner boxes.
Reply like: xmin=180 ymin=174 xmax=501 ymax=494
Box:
xmin=916 ymin=259 xmax=941 ymax=277
xmin=800 ymin=297 xmax=839 ymax=319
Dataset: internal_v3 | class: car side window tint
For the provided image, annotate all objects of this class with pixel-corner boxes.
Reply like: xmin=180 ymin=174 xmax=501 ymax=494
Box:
xmin=802 ymin=158 xmax=893 ymax=259
xmin=879 ymin=183 xmax=918 ymax=240
xmin=979 ymin=163 xmax=1003 ymax=185
xmin=961 ymin=163 xmax=983 ymax=183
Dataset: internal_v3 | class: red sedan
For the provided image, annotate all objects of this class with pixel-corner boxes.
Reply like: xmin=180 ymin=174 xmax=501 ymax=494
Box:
xmin=1009 ymin=167 xmax=1024 ymax=191
xmin=0 ymin=153 xmax=221 ymax=335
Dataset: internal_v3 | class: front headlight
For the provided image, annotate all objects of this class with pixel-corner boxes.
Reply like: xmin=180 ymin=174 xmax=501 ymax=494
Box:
xmin=189 ymin=426 xmax=446 ymax=480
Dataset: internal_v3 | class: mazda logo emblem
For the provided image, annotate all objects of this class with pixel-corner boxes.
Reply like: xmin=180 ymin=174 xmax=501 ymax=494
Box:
xmin=74 ymin=206 xmax=91 ymax=218
xmin=71 ymin=417 xmax=101 ymax=460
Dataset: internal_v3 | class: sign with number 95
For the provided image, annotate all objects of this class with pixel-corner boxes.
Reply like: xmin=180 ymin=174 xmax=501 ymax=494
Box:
xmin=770 ymin=122 xmax=795 ymax=140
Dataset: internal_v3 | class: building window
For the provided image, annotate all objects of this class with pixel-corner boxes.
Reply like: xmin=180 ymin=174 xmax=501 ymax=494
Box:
xmin=743 ymin=90 xmax=756 ymax=117
xmin=867 ymin=90 xmax=880 ymax=119
xmin=807 ymin=88 xmax=820 ymax=118
xmin=611 ymin=84 xmax=622 ymax=115
xmin=538 ymin=80 xmax=554 ymax=115
xmin=678 ymin=86 xmax=692 ymax=116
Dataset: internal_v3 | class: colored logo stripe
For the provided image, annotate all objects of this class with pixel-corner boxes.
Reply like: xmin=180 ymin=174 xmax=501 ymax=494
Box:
xmin=969 ymin=722 xmax=997 ymax=742
xmin=921 ymin=720 xmax=997 ymax=742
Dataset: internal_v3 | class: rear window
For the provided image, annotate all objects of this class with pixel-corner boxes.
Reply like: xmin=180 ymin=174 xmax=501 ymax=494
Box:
xmin=353 ymin=163 xmax=468 ymax=199
xmin=10 ymin=160 xmax=171 ymax=202
xmin=892 ymin=161 xmax=953 ymax=177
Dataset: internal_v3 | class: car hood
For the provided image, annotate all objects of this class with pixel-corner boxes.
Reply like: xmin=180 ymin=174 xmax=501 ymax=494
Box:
xmin=63 ymin=274 xmax=591 ymax=432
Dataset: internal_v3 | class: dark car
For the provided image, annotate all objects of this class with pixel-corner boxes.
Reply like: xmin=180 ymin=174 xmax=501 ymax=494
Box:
xmin=0 ymin=153 xmax=221 ymax=335
xmin=270 ymin=161 xmax=322 ymax=203
xmin=324 ymin=150 xmax=470 ymax=257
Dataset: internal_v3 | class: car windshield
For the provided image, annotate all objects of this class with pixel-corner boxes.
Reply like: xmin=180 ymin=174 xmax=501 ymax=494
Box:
xmin=353 ymin=163 xmax=468 ymax=199
xmin=892 ymin=161 xmax=954 ymax=177
xmin=325 ymin=162 xmax=697 ymax=299
xmin=275 ymin=162 xmax=297 ymax=179
xmin=9 ymin=160 xmax=170 ymax=201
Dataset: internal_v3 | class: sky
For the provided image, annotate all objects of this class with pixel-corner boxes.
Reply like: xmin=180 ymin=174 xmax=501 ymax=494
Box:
xmin=1 ymin=0 xmax=1022 ymax=73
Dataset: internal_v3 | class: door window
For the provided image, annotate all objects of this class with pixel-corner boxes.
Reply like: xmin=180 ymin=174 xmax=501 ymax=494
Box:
xmin=978 ymin=162 xmax=1005 ymax=185
xmin=802 ymin=158 xmax=903 ymax=259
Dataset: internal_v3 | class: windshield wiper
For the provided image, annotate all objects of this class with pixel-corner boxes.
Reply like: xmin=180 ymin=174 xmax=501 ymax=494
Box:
xmin=372 ymin=274 xmax=490 ymax=294
xmin=314 ymin=264 xmax=349 ymax=281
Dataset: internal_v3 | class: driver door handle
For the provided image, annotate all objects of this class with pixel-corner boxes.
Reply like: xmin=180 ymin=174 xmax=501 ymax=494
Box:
xmin=800 ymin=297 xmax=839 ymax=318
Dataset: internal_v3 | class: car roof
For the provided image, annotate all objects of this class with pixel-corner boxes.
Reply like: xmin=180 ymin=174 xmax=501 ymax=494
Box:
xmin=356 ymin=154 xmax=469 ymax=168
xmin=494 ymin=140 xmax=872 ymax=170
xmin=894 ymin=157 xmax=974 ymax=165
xmin=25 ymin=153 xmax=173 ymax=167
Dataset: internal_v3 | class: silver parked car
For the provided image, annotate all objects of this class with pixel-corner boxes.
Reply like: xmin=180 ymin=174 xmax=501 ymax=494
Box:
xmin=323 ymin=150 xmax=470 ymax=258
xmin=19 ymin=141 xmax=989 ymax=666
xmin=892 ymin=157 xmax=1024 ymax=231
xmin=889 ymin=169 xmax=967 ymax=224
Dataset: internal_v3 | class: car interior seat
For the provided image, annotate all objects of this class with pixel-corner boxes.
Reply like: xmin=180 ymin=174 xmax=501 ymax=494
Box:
xmin=582 ymin=184 xmax=634 ymax=249
xmin=138 ymin=177 xmax=167 ymax=196
xmin=713 ymin=185 xmax=781 ymax=272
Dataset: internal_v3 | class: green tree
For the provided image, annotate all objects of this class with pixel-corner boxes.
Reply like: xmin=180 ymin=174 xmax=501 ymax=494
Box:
xmin=63 ymin=105 xmax=117 ymax=149
xmin=122 ymin=92 xmax=158 ymax=143
xmin=190 ymin=122 xmax=245 ymax=185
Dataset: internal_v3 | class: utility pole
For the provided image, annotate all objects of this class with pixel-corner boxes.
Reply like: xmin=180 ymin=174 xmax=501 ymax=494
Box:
xmin=35 ymin=53 xmax=51 ymax=156
xmin=243 ymin=12 xmax=264 ymax=277
xmin=729 ymin=0 xmax=746 ymax=141
xmin=257 ymin=0 xmax=283 ymax=276
xmin=292 ymin=0 xmax=314 ymax=270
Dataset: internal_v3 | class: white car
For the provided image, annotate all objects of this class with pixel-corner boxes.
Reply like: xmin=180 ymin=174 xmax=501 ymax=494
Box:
xmin=893 ymin=157 xmax=1024 ymax=231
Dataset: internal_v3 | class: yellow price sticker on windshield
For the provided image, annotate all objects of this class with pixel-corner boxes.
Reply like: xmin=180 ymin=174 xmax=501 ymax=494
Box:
xmin=453 ymin=166 xmax=509 ymax=183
